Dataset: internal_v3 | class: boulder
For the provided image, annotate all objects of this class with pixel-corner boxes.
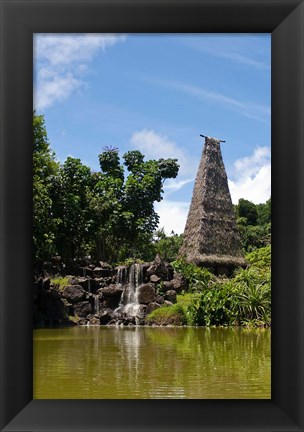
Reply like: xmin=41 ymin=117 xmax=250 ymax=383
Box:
xmin=99 ymin=284 xmax=123 ymax=309
xmin=89 ymin=317 xmax=100 ymax=326
xmin=93 ymin=267 xmax=112 ymax=278
xmin=78 ymin=318 xmax=88 ymax=326
xmin=155 ymin=295 xmax=165 ymax=304
xmin=164 ymin=300 xmax=174 ymax=307
xmin=162 ymin=281 xmax=173 ymax=291
xmin=62 ymin=285 xmax=86 ymax=303
xmin=150 ymin=274 xmax=161 ymax=283
xmin=164 ymin=290 xmax=177 ymax=303
xmin=42 ymin=277 xmax=51 ymax=291
xmin=146 ymin=302 xmax=161 ymax=315
xmin=136 ymin=304 xmax=147 ymax=319
xmin=99 ymin=308 xmax=113 ymax=324
xmin=171 ymin=273 xmax=188 ymax=293
xmin=146 ymin=254 xmax=169 ymax=280
xmin=137 ymin=284 xmax=156 ymax=304
xmin=73 ymin=301 xmax=92 ymax=318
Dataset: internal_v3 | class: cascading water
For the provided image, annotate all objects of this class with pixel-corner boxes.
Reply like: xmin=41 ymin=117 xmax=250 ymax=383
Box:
xmin=94 ymin=294 xmax=100 ymax=315
xmin=117 ymin=263 xmax=144 ymax=317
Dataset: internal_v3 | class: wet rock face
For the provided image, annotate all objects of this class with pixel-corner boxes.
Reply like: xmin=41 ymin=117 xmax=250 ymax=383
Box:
xmin=35 ymin=254 xmax=187 ymax=327
xmin=73 ymin=301 xmax=92 ymax=318
xmin=99 ymin=285 xmax=124 ymax=309
xmin=136 ymin=284 xmax=156 ymax=304
xmin=62 ymin=285 xmax=86 ymax=303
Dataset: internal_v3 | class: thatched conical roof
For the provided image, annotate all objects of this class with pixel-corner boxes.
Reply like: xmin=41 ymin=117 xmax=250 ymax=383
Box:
xmin=179 ymin=136 xmax=247 ymax=271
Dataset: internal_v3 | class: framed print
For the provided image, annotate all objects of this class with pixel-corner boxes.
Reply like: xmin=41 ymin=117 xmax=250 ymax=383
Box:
xmin=0 ymin=0 xmax=303 ymax=431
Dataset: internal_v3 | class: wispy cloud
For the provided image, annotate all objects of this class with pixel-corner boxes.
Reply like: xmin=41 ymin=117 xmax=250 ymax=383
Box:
xmin=181 ymin=35 xmax=270 ymax=71
xmin=34 ymin=33 xmax=126 ymax=111
xmin=145 ymin=78 xmax=270 ymax=123
xmin=228 ymin=146 xmax=271 ymax=204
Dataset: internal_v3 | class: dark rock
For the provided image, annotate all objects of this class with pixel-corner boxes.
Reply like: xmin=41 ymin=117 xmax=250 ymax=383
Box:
xmin=33 ymin=282 xmax=39 ymax=300
xmin=136 ymin=304 xmax=147 ymax=318
xmin=50 ymin=288 xmax=61 ymax=299
xmin=163 ymin=281 xmax=173 ymax=291
xmin=74 ymin=277 xmax=94 ymax=292
xmin=99 ymin=284 xmax=123 ymax=297
xmin=137 ymin=284 xmax=156 ymax=304
xmin=93 ymin=267 xmax=112 ymax=278
xmin=62 ymin=285 xmax=86 ymax=303
xmin=73 ymin=301 xmax=92 ymax=318
xmin=146 ymin=254 xmax=169 ymax=280
xmin=69 ymin=276 xmax=80 ymax=285
xmin=99 ymin=308 xmax=113 ymax=324
xmin=164 ymin=290 xmax=177 ymax=303
xmin=80 ymin=267 xmax=93 ymax=278
xmin=171 ymin=273 xmax=188 ymax=293
xmin=156 ymin=295 xmax=165 ymax=304
xmin=89 ymin=317 xmax=100 ymax=326
xmin=99 ymin=284 xmax=123 ymax=309
xmin=78 ymin=318 xmax=88 ymax=326
xmin=99 ymin=261 xmax=112 ymax=269
xmin=42 ymin=277 xmax=51 ymax=291
xmin=164 ymin=300 xmax=174 ymax=307
xmin=33 ymin=289 xmax=67 ymax=325
xmin=150 ymin=274 xmax=161 ymax=283
xmin=146 ymin=302 xmax=161 ymax=315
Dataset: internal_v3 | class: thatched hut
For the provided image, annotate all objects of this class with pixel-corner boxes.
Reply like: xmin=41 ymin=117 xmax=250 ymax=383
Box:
xmin=179 ymin=136 xmax=247 ymax=275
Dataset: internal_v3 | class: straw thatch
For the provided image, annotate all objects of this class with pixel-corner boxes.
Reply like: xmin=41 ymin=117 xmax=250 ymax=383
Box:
xmin=179 ymin=136 xmax=247 ymax=272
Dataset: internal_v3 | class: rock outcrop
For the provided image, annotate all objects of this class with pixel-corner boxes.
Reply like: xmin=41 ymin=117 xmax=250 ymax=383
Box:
xmin=33 ymin=255 xmax=187 ymax=327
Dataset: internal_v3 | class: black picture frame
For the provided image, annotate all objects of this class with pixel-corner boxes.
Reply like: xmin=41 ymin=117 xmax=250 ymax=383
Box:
xmin=0 ymin=0 xmax=303 ymax=431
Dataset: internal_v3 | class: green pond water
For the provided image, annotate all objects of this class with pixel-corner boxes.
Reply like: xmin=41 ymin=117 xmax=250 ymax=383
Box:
xmin=33 ymin=326 xmax=271 ymax=399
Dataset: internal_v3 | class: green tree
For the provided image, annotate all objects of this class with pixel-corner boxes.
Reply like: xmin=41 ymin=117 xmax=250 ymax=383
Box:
xmin=236 ymin=198 xmax=258 ymax=225
xmin=33 ymin=112 xmax=60 ymax=263
xmin=55 ymin=157 xmax=93 ymax=261
xmin=256 ymin=198 xmax=271 ymax=225
xmin=153 ymin=228 xmax=183 ymax=261
xmin=89 ymin=149 xmax=179 ymax=262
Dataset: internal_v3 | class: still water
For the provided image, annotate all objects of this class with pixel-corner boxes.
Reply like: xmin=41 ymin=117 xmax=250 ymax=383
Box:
xmin=33 ymin=326 xmax=271 ymax=399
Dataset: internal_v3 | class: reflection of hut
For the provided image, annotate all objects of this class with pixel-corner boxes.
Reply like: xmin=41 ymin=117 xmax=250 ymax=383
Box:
xmin=179 ymin=136 xmax=247 ymax=275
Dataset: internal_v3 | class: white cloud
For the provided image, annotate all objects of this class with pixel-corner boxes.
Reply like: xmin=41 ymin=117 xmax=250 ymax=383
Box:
xmin=129 ymin=129 xmax=196 ymax=177
xmin=155 ymin=200 xmax=190 ymax=235
xmin=228 ymin=146 xmax=271 ymax=204
xmin=34 ymin=33 xmax=126 ymax=111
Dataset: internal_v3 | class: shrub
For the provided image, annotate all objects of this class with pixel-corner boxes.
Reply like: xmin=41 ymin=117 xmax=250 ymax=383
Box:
xmin=146 ymin=304 xmax=187 ymax=326
xmin=171 ymin=258 xmax=214 ymax=291
xmin=51 ymin=276 xmax=70 ymax=291
xmin=185 ymin=253 xmax=271 ymax=327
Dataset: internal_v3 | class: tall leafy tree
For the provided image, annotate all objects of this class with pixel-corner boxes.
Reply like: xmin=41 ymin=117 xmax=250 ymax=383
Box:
xmin=236 ymin=198 xmax=258 ymax=225
xmin=33 ymin=112 xmax=60 ymax=263
xmin=55 ymin=157 xmax=93 ymax=261
xmin=89 ymin=149 xmax=179 ymax=262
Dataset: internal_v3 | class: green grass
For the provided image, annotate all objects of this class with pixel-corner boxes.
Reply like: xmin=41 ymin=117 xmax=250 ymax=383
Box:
xmin=146 ymin=304 xmax=187 ymax=326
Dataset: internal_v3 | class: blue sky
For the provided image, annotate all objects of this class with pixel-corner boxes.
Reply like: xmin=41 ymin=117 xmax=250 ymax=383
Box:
xmin=33 ymin=33 xmax=271 ymax=234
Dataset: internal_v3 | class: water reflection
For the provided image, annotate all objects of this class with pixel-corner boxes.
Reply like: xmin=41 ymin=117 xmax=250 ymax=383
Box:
xmin=33 ymin=327 xmax=271 ymax=399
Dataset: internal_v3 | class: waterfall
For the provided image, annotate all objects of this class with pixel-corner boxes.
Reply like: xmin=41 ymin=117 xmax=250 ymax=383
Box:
xmin=117 ymin=266 xmax=128 ymax=286
xmin=88 ymin=279 xmax=91 ymax=293
xmin=94 ymin=294 xmax=100 ymax=315
xmin=117 ymin=263 xmax=143 ymax=316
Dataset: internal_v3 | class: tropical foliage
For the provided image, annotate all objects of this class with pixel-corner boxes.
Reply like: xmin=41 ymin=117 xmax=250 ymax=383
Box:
xmin=33 ymin=113 xmax=179 ymax=264
xmin=176 ymin=246 xmax=271 ymax=327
